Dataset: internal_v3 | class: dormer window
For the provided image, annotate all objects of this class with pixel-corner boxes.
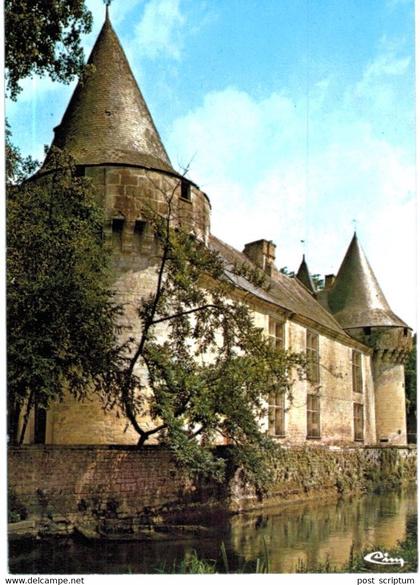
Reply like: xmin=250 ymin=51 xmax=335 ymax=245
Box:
xmin=180 ymin=179 xmax=191 ymax=201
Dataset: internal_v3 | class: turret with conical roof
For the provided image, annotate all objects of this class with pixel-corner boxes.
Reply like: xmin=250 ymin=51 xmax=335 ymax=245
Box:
xmin=323 ymin=233 xmax=412 ymax=446
xmin=326 ymin=233 xmax=407 ymax=330
xmin=40 ymin=8 xmax=211 ymax=246
xmin=43 ymin=9 xmax=174 ymax=174
xmin=24 ymin=8 xmax=211 ymax=446
xmin=296 ymin=254 xmax=316 ymax=294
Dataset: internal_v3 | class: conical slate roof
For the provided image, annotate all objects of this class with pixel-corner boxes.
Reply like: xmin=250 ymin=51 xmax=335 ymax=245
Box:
xmin=327 ymin=233 xmax=407 ymax=329
xmin=296 ymin=255 xmax=316 ymax=294
xmin=44 ymin=11 xmax=174 ymax=173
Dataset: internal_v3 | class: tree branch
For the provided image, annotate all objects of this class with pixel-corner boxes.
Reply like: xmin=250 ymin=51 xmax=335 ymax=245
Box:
xmin=151 ymin=303 xmax=219 ymax=326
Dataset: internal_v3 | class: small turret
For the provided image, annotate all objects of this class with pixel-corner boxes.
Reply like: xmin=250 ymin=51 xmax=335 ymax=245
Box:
xmin=296 ymin=254 xmax=316 ymax=294
xmin=325 ymin=233 xmax=412 ymax=445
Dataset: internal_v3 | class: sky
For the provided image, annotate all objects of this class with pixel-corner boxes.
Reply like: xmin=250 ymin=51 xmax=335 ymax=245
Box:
xmin=6 ymin=0 xmax=416 ymax=328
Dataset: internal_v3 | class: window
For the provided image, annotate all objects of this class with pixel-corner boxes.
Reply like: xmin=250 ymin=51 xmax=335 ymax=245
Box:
xmin=180 ymin=179 xmax=191 ymax=201
xmin=363 ymin=326 xmax=371 ymax=336
xmin=352 ymin=350 xmax=363 ymax=393
xmin=269 ymin=318 xmax=285 ymax=350
xmin=307 ymin=394 xmax=320 ymax=439
xmin=268 ymin=390 xmax=286 ymax=437
xmin=34 ymin=404 xmax=47 ymax=444
xmin=306 ymin=330 xmax=320 ymax=383
xmin=354 ymin=403 xmax=364 ymax=442
xmin=134 ymin=220 xmax=147 ymax=250
xmin=112 ymin=217 xmax=124 ymax=250
xmin=74 ymin=165 xmax=85 ymax=177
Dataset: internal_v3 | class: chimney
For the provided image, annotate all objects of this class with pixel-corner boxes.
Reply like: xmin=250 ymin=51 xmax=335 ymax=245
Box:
xmin=243 ymin=239 xmax=276 ymax=275
xmin=324 ymin=274 xmax=336 ymax=289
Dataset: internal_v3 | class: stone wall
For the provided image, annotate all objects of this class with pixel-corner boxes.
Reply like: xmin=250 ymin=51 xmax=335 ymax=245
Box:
xmin=31 ymin=312 xmax=378 ymax=446
xmin=8 ymin=445 xmax=416 ymax=539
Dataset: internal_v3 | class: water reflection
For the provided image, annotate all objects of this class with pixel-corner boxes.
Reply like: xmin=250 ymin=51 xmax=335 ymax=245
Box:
xmin=9 ymin=488 xmax=417 ymax=574
xmin=228 ymin=489 xmax=416 ymax=572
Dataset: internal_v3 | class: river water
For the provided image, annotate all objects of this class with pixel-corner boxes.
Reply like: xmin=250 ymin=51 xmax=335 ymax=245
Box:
xmin=9 ymin=487 xmax=417 ymax=573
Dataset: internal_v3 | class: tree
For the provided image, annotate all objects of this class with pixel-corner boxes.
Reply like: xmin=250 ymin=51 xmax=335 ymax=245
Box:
xmin=6 ymin=1 xmax=124 ymax=446
xmin=405 ymin=333 xmax=416 ymax=440
xmin=311 ymin=274 xmax=325 ymax=291
xmin=5 ymin=120 xmax=39 ymax=184
xmin=104 ymin=178 xmax=306 ymax=488
xmin=280 ymin=267 xmax=295 ymax=277
xmin=5 ymin=0 xmax=92 ymax=100
xmin=7 ymin=149 xmax=124 ymax=444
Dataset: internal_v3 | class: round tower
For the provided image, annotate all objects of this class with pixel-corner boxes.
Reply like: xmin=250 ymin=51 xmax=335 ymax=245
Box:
xmin=28 ymin=10 xmax=211 ymax=445
xmin=326 ymin=233 xmax=412 ymax=445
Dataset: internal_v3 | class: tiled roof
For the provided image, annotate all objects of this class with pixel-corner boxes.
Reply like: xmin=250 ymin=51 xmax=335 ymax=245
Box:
xmin=210 ymin=235 xmax=350 ymax=337
xmin=326 ymin=234 xmax=407 ymax=329
xmin=42 ymin=14 xmax=174 ymax=174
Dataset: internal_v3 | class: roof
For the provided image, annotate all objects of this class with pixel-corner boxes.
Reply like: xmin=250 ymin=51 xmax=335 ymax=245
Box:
xmin=209 ymin=235 xmax=351 ymax=338
xmin=42 ymin=12 xmax=174 ymax=174
xmin=325 ymin=233 xmax=407 ymax=329
xmin=296 ymin=255 xmax=316 ymax=294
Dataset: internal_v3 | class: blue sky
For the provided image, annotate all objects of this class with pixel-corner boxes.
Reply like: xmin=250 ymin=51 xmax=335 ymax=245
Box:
xmin=6 ymin=0 xmax=416 ymax=327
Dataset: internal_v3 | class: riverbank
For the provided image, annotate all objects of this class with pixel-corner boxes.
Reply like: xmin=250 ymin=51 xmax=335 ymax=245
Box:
xmin=8 ymin=444 xmax=416 ymax=540
xmin=9 ymin=487 xmax=417 ymax=573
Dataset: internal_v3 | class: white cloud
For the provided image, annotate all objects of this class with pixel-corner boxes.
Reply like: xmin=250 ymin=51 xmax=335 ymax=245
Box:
xmin=7 ymin=75 xmax=72 ymax=107
xmin=353 ymin=52 xmax=411 ymax=101
xmin=166 ymin=46 xmax=416 ymax=326
xmin=133 ymin=0 xmax=186 ymax=60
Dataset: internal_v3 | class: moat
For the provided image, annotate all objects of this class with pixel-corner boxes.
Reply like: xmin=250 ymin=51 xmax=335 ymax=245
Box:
xmin=9 ymin=487 xmax=417 ymax=573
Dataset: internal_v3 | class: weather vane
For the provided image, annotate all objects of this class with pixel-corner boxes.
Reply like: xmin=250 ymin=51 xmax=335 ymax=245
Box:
xmin=300 ymin=239 xmax=305 ymax=256
xmin=352 ymin=218 xmax=357 ymax=233
xmin=104 ymin=0 xmax=112 ymax=18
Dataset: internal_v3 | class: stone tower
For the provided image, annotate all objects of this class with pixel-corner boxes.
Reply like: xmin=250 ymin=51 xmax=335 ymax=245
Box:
xmin=33 ymin=10 xmax=211 ymax=444
xmin=44 ymin=9 xmax=211 ymax=322
xmin=322 ymin=233 xmax=412 ymax=445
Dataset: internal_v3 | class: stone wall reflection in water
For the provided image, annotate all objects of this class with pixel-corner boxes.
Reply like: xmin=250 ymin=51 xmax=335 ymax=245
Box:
xmin=228 ymin=489 xmax=416 ymax=572
xmin=9 ymin=488 xmax=417 ymax=574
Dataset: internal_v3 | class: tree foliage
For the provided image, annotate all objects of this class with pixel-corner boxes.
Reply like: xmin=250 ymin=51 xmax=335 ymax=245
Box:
xmin=5 ymin=0 xmax=92 ymax=100
xmin=311 ymin=274 xmax=324 ymax=291
xmin=280 ymin=266 xmax=295 ymax=277
xmin=105 ymin=180 xmax=306 ymax=488
xmin=405 ymin=333 xmax=416 ymax=417
xmin=7 ymin=150 xmax=124 ymax=444
xmin=6 ymin=121 xmax=39 ymax=183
